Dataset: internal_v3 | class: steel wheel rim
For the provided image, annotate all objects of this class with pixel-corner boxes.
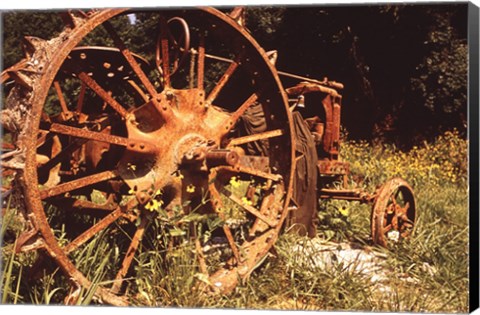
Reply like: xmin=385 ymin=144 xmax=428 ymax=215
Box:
xmin=371 ymin=178 xmax=416 ymax=248
xmin=20 ymin=8 xmax=295 ymax=305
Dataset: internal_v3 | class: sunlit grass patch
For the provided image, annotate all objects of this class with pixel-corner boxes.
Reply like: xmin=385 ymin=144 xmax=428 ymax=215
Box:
xmin=1 ymin=129 xmax=469 ymax=312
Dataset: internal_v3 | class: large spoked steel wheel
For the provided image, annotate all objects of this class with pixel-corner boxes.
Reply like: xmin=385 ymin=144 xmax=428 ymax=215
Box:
xmin=16 ymin=8 xmax=294 ymax=305
xmin=371 ymin=178 xmax=416 ymax=248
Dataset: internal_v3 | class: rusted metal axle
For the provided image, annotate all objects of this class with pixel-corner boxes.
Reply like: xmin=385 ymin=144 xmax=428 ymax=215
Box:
xmin=319 ymin=188 xmax=375 ymax=203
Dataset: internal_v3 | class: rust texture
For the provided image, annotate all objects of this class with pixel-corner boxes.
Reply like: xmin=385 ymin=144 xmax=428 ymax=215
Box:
xmin=1 ymin=6 xmax=415 ymax=306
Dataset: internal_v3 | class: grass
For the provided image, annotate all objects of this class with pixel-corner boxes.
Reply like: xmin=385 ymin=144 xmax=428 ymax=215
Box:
xmin=0 ymin=130 xmax=469 ymax=312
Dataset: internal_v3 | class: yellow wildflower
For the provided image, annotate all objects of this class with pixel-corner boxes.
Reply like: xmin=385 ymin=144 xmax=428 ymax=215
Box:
xmin=338 ymin=206 xmax=349 ymax=217
xmin=145 ymin=199 xmax=163 ymax=212
xmin=229 ymin=176 xmax=240 ymax=188
xmin=241 ymin=197 xmax=252 ymax=206
xmin=186 ymin=184 xmax=196 ymax=193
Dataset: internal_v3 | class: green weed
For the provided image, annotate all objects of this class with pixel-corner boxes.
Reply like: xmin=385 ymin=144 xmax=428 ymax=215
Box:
xmin=0 ymin=130 xmax=469 ymax=312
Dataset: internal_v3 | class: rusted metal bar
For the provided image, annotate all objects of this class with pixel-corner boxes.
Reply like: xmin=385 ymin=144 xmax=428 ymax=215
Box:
xmin=278 ymin=71 xmax=344 ymax=90
xmin=159 ymin=16 xmax=171 ymax=88
xmin=285 ymin=82 xmax=340 ymax=99
xmin=319 ymin=188 xmax=373 ymax=202
xmin=222 ymin=164 xmax=281 ymax=182
xmin=77 ymin=72 xmax=128 ymax=118
xmin=208 ymin=170 xmax=241 ymax=264
xmin=111 ymin=213 xmax=149 ymax=294
xmin=228 ymin=129 xmax=285 ymax=146
xmin=64 ymin=205 xmax=125 ymax=254
xmin=53 ymin=81 xmax=71 ymax=116
xmin=223 ymin=93 xmax=258 ymax=134
xmin=205 ymin=149 xmax=239 ymax=167
xmin=223 ymin=189 xmax=278 ymax=228
xmin=103 ymin=21 xmax=158 ymax=100
xmin=48 ymin=123 xmax=158 ymax=154
xmin=206 ymin=53 xmax=242 ymax=106
xmin=332 ymin=101 xmax=341 ymax=154
xmin=39 ymin=170 xmax=119 ymax=199
xmin=197 ymin=32 xmax=205 ymax=90
xmin=50 ymin=197 xmax=118 ymax=212
xmin=76 ymin=83 xmax=86 ymax=113
xmin=0 ymin=59 xmax=28 ymax=85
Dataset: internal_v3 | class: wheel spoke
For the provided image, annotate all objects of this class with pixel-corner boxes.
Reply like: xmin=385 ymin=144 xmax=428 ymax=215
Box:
xmin=40 ymin=170 xmax=119 ymax=199
xmin=38 ymin=138 xmax=87 ymax=176
xmin=77 ymin=72 xmax=128 ymax=118
xmin=398 ymin=201 xmax=410 ymax=216
xmin=53 ymin=81 xmax=70 ymax=116
xmin=227 ymin=129 xmax=285 ymax=146
xmin=206 ymin=54 xmax=242 ymax=106
xmin=222 ymin=93 xmax=258 ymax=135
xmin=222 ymin=189 xmax=278 ymax=228
xmin=49 ymin=197 xmax=118 ymax=212
xmin=49 ymin=123 xmax=126 ymax=145
xmin=111 ymin=212 xmax=149 ymax=294
xmin=76 ymin=82 xmax=87 ymax=113
xmin=127 ymin=80 xmax=149 ymax=103
xmin=63 ymin=203 xmax=128 ymax=254
xmin=383 ymin=224 xmax=393 ymax=233
xmin=208 ymin=171 xmax=240 ymax=264
xmin=48 ymin=123 xmax=157 ymax=154
xmin=218 ymin=164 xmax=281 ymax=182
xmin=249 ymin=185 xmax=282 ymax=236
xmin=103 ymin=21 xmax=158 ymax=100
xmin=158 ymin=16 xmax=171 ymax=87
xmin=197 ymin=32 xmax=205 ymax=90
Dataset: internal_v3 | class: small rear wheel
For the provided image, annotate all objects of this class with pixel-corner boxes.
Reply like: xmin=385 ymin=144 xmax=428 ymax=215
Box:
xmin=371 ymin=178 xmax=416 ymax=247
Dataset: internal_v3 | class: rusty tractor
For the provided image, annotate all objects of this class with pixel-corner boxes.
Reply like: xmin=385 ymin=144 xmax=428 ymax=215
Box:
xmin=0 ymin=7 xmax=416 ymax=306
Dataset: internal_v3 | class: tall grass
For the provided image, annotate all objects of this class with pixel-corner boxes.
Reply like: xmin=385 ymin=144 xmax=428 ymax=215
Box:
xmin=1 ymin=130 xmax=469 ymax=312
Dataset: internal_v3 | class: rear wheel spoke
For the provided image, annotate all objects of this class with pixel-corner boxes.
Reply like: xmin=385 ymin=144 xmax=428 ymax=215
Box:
xmin=53 ymin=81 xmax=70 ymax=116
xmin=76 ymin=83 xmax=87 ymax=113
xmin=208 ymin=171 xmax=241 ymax=264
xmin=40 ymin=170 xmax=119 ymax=199
xmin=206 ymin=53 xmax=242 ymax=106
xmin=222 ymin=189 xmax=277 ymax=228
xmin=77 ymin=71 xmax=128 ymax=118
xmin=49 ymin=123 xmax=129 ymax=146
xmin=222 ymin=93 xmax=258 ymax=135
xmin=197 ymin=32 xmax=205 ymax=90
xmin=49 ymin=197 xmax=118 ymax=213
xmin=48 ymin=123 xmax=157 ymax=154
xmin=158 ymin=16 xmax=171 ymax=87
xmin=218 ymin=164 xmax=281 ymax=182
xmin=64 ymin=205 xmax=125 ymax=254
xmin=38 ymin=138 xmax=87 ymax=176
xmin=227 ymin=129 xmax=284 ymax=146
xmin=103 ymin=21 xmax=158 ymax=100
xmin=111 ymin=212 xmax=149 ymax=294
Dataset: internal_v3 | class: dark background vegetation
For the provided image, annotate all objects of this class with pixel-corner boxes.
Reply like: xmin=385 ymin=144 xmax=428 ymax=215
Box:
xmin=1 ymin=3 xmax=468 ymax=147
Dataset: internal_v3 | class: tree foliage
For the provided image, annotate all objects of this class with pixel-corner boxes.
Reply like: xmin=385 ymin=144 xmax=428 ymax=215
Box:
xmin=1 ymin=4 xmax=468 ymax=146
xmin=2 ymin=11 xmax=63 ymax=68
xmin=244 ymin=4 xmax=468 ymax=146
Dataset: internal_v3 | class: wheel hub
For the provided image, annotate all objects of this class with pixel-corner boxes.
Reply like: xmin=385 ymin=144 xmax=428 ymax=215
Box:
xmin=117 ymin=88 xmax=232 ymax=208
